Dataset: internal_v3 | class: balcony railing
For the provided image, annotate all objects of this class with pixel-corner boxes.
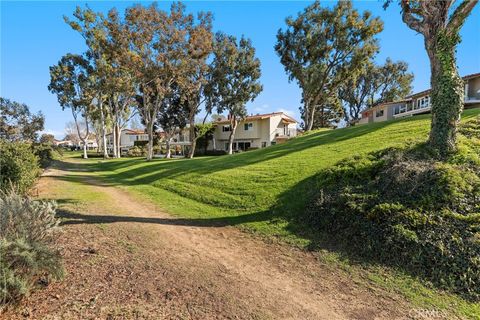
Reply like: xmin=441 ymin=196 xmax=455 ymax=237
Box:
xmin=274 ymin=128 xmax=296 ymax=138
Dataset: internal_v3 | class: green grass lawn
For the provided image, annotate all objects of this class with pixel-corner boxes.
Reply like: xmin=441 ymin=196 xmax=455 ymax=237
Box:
xmin=64 ymin=108 xmax=480 ymax=318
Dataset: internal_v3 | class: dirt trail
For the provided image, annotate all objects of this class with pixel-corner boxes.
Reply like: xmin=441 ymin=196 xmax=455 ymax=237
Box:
xmin=2 ymin=163 xmax=416 ymax=320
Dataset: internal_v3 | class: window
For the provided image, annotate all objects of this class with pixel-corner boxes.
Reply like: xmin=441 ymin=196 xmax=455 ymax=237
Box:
xmin=375 ymin=109 xmax=384 ymax=117
xmin=244 ymin=122 xmax=253 ymax=131
xmin=261 ymin=142 xmax=267 ymax=148
xmin=271 ymin=141 xmax=276 ymax=146
xmin=222 ymin=125 xmax=231 ymax=132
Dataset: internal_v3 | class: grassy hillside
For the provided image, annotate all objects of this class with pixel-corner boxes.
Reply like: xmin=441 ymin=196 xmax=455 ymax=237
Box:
xmin=82 ymin=108 xmax=480 ymax=240
xmin=65 ymin=108 xmax=480 ymax=318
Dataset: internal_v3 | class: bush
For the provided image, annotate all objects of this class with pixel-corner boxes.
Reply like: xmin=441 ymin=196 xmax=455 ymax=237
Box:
xmin=0 ymin=191 xmax=63 ymax=304
xmin=127 ymin=146 xmax=146 ymax=157
xmin=306 ymin=118 xmax=480 ymax=300
xmin=0 ymin=141 xmax=40 ymax=194
xmin=133 ymin=140 xmax=148 ymax=147
xmin=32 ymin=143 xmax=62 ymax=168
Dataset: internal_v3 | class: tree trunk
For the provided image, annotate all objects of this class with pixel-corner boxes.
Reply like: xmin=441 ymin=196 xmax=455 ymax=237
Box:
xmin=426 ymin=34 xmax=464 ymax=154
xmin=82 ymin=142 xmax=88 ymax=159
xmin=188 ymin=117 xmax=196 ymax=159
xmin=165 ymin=139 xmax=171 ymax=159
xmin=112 ymin=124 xmax=117 ymax=158
xmin=146 ymin=119 xmax=154 ymax=161
xmin=227 ymin=119 xmax=238 ymax=155
xmin=116 ymin=125 xmax=122 ymax=158
xmin=99 ymin=99 xmax=109 ymax=159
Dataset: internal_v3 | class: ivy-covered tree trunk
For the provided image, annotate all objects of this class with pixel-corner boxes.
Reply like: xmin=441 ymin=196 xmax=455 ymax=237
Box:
xmin=395 ymin=0 xmax=478 ymax=155
xmin=426 ymin=32 xmax=464 ymax=154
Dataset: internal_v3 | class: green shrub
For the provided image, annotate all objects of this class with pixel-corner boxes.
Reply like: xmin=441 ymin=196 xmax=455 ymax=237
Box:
xmin=306 ymin=119 xmax=480 ymax=300
xmin=127 ymin=146 xmax=146 ymax=157
xmin=32 ymin=143 xmax=62 ymax=168
xmin=0 ymin=141 xmax=40 ymax=194
xmin=0 ymin=191 xmax=63 ymax=304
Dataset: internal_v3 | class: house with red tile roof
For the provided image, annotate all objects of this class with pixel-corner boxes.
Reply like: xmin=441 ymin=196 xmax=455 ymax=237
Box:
xmin=211 ymin=112 xmax=298 ymax=151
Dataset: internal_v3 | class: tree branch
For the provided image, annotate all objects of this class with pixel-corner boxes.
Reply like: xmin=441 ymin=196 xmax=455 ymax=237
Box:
xmin=400 ymin=0 xmax=425 ymax=34
xmin=447 ymin=0 xmax=478 ymax=34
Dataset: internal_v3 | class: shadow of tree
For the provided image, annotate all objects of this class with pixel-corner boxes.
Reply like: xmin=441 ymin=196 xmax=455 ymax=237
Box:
xmin=58 ymin=209 xmax=272 ymax=228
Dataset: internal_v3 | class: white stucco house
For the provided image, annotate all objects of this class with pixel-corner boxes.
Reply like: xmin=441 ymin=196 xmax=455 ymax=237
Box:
xmin=211 ymin=112 xmax=298 ymax=151
xmin=106 ymin=129 xmax=148 ymax=152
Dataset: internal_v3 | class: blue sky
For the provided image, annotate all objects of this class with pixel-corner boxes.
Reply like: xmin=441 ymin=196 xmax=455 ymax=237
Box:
xmin=1 ymin=1 xmax=479 ymax=138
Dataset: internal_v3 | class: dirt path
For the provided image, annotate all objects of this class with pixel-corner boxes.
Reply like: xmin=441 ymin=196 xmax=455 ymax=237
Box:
xmin=2 ymin=162 xmax=417 ymax=320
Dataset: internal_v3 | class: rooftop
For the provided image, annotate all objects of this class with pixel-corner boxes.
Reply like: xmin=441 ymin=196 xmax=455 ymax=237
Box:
xmin=213 ymin=112 xmax=298 ymax=125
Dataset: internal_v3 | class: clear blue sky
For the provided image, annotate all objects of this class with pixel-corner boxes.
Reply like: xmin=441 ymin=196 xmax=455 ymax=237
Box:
xmin=2 ymin=1 xmax=479 ymax=138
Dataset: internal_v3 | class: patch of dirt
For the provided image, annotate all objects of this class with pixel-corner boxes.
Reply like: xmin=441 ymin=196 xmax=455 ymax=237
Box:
xmin=1 ymin=164 xmax=422 ymax=319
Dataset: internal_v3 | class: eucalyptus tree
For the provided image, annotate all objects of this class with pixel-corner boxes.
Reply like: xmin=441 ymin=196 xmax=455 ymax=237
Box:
xmin=157 ymin=86 xmax=189 ymax=159
xmin=64 ymin=7 xmax=110 ymax=158
xmin=339 ymin=59 xmax=413 ymax=125
xmin=123 ymin=2 xmax=213 ymax=160
xmin=177 ymin=8 xmax=213 ymax=159
xmin=275 ymin=0 xmax=383 ymax=131
xmin=206 ymin=33 xmax=262 ymax=155
xmin=385 ymin=0 xmax=478 ymax=153
xmin=48 ymin=54 xmax=92 ymax=159
xmin=102 ymin=8 xmax=137 ymax=158
xmin=0 ymin=98 xmax=45 ymax=142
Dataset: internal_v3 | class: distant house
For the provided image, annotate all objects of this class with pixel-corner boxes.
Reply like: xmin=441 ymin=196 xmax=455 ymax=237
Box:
xmin=211 ymin=112 xmax=298 ymax=151
xmin=359 ymin=72 xmax=480 ymax=125
xmin=106 ymin=129 xmax=148 ymax=152
xmin=54 ymin=136 xmax=97 ymax=150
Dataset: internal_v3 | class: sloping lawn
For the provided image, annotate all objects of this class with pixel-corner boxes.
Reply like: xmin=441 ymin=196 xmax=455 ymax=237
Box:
xmin=82 ymin=108 xmax=479 ymax=236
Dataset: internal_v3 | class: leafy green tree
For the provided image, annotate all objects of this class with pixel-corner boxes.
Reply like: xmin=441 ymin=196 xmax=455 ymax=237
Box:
xmin=48 ymin=54 xmax=92 ymax=159
xmin=386 ymin=0 xmax=478 ymax=153
xmin=0 ymin=98 xmax=44 ymax=142
xmin=102 ymin=8 xmax=137 ymax=158
xmin=206 ymin=33 xmax=263 ymax=155
xmin=309 ymin=94 xmax=344 ymax=129
xmin=275 ymin=0 xmax=383 ymax=131
xmin=339 ymin=59 xmax=413 ymax=125
xmin=39 ymin=134 xmax=55 ymax=145
xmin=64 ymin=6 xmax=110 ymax=158
xmin=157 ymin=86 xmax=189 ymax=159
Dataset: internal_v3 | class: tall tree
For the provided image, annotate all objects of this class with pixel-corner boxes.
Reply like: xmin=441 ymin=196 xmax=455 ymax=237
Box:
xmin=103 ymin=8 xmax=137 ymax=158
xmin=339 ymin=59 xmax=413 ymax=125
xmin=124 ymin=3 xmax=211 ymax=161
xmin=386 ymin=0 xmax=478 ymax=153
xmin=65 ymin=6 xmax=110 ymax=158
xmin=48 ymin=54 xmax=92 ymax=159
xmin=0 ymin=98 xmax=45 ymax=142
xmin=206 ymin=33 xmax=263 ymax=155
xmin=275 ymin=0 xmax=383 ymax=131
xmin=157 ymin=85 xmax=189 ymax=159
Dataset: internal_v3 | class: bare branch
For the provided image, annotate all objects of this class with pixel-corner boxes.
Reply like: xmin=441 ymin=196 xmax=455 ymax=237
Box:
xmin=400 ymin=0 xmax=426 ymax=34
xmin=447 ymin=0 xmax=478 ymax=34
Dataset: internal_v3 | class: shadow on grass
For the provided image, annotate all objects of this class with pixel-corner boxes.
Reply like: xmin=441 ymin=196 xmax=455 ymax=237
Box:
xmin=58 ymin=209 xmax=272 ymax=228
xmin=61 ymin=117 xmax=406 ymax=187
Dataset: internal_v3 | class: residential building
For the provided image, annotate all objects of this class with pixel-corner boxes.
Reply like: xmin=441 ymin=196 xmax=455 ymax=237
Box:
xmin=211 ymin=112 xmax=298 ymax=151
xmin=359 ymin=72 xmax=480 ymax=125
xmin=106 ymin=129 xmax=148 ymax=152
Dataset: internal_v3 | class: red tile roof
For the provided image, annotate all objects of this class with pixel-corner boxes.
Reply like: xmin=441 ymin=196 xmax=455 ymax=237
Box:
xmin=213 ymin=112 xmax=298 ymax=125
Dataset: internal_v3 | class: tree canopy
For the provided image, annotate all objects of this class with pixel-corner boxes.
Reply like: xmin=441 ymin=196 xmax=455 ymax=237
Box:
xmin=0 ymin=98 xmax=45 ymax=142
xmin=275 ymin=0 xmax=383 ymax=130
